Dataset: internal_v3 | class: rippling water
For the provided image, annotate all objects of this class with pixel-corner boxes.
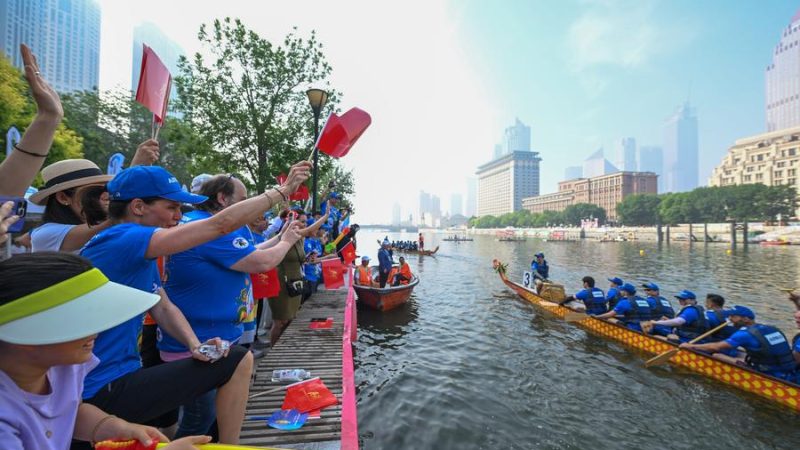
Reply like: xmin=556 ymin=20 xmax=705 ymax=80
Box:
xmin=354 ymin=231 xmax=800 ymax=449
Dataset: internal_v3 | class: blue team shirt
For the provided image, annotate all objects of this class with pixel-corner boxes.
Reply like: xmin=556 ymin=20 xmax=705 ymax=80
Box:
xmin=793 ymin=335 xmax=800 ymax=353
xmin=606 ymin=287 xmax=621 ymax=302
xmin=160 ymin=210 xmax=255 ymax=353
xmin=80 ymin=223 xmax=162 ymax=398
xmin=677 ymin=306 xmax=700 ymax=325
xmin=303 ymin=238 xmax=322 ymax=282
xmin=724 ymin=327 xmax=761 ymax=350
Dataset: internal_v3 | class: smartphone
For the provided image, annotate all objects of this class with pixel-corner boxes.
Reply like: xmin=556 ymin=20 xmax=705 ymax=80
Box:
xmin=0 ymin=196 xmax=26 ymax=233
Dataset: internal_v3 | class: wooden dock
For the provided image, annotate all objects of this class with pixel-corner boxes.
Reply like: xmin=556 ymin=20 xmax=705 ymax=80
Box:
xmin=241 ymin=275 xmax=358 ymax=450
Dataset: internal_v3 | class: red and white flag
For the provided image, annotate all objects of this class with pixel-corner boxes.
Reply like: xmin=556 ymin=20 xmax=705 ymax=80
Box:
xmin=338 ymin=241 xmax=356 ymax=265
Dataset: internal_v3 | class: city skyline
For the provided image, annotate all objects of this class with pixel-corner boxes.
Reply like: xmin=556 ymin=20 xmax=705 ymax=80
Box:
xmin=2 ymin=1 xmax=796 ymax=223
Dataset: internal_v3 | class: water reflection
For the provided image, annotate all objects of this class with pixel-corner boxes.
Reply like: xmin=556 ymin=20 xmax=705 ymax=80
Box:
xmin=354 ymin=230 xmax=800 ymax=450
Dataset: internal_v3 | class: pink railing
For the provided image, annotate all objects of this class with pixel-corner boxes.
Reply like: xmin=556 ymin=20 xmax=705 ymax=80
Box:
xmin=340 ymin=267 xmax=358 ymax=449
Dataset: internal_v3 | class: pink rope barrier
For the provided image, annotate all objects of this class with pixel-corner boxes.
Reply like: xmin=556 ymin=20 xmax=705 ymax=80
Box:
xmin=340 ymin=266 xmax=359 ymax=449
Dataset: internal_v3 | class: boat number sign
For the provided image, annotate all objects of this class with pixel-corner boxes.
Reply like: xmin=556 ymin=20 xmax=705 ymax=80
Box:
xmin=522 ymin=272 xmax=532 ymax=288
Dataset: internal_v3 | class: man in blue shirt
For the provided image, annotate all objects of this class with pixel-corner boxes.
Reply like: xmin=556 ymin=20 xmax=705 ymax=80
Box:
xmin=320 ymin=192 xmax=342 ymax=232
xmin=680 ymin=305 xmax=798 ymax=382
xmin=595 ymin=283 xmax=653 ymax=331
xmin=641 ymin=282 xmax=675 ymax=336
xmin=606 ymin=277 xmax=624 ymax=309
xmin=377 ymin=238 xmax=393 ymax=288
xmin=530 ymin=253 xmax=549 ymax=281
xmin=561 ymin=276 xmax=607 ymax=315
xmin=642 ymin=290 xmax=709 ymax=342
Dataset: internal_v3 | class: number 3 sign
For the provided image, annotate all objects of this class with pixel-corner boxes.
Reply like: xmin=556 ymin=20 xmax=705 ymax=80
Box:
xmin=522 ymin=271 xmax=532 ymax=287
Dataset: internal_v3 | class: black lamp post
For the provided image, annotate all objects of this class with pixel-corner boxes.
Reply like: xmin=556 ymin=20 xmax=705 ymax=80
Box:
xmin=306 ymin=88 xmax=329 ymax=213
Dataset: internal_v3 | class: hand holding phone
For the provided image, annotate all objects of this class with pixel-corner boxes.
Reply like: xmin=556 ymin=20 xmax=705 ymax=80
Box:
xmin=0 ymin=197 xmax=27 ymax=234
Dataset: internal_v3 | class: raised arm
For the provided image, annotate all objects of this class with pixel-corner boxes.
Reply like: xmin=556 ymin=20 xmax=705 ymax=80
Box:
xmin=145 ymin=161 xmax=312 ymax=259
xmin=231 ymin=221 xmax=303 ymax=273
xmin=0 ymin=44 xmax=63 ymax=196
xmin=300 ymin=209 xmax=330 ymax=237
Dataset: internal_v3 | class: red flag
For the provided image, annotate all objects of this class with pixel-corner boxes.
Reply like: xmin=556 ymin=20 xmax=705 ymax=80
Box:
xmin=135 ymin=44 xmax=171 ymax=124
xmin=251 ymin=269 xmax=280 ymax=298
xmin=282 ymin=377 xmax=338 ymax=413
xmin=290 ymin=184 xmax=309 ymax=201
xmin=316 ymin=107 xmax=371 ymax=158
xmin=321 ymin=258 xmax=345 ymax=290
xmin=339 ymin=241 xmax=356 ymax=265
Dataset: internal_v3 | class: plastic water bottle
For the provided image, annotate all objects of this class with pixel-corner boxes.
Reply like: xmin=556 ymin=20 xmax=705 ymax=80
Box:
xmin=197 ymin=340 xmax=231 ymax=361
xmin=271 ymin=369 xmax=311 ymax=382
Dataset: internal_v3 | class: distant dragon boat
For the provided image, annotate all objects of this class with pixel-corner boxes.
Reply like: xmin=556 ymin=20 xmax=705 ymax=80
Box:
xmin=492 ymin=259 xmax=800 ymax=412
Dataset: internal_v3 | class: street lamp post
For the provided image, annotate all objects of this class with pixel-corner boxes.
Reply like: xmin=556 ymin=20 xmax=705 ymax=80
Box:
xmin=306 ymin=88 xmax=329 ymax=213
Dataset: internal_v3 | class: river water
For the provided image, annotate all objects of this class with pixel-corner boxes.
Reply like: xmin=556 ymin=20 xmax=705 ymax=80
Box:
xmin=353 ymin=231 xmax=800 ymax=450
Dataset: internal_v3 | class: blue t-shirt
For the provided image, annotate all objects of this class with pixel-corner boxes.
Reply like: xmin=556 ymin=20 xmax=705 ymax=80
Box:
xmin=793 ymin=334 xmax=800 ymax=353
xmin=678 ymin=306 xmax=700 ymax=325
xmin=80 ymin=223 xmax=161 ymax=399
xmin=303 ymin=238 xmax=322 ymax=282
xmin=724 ymin=328 xmax=761 ymax=350
xmin=606 ymin=287 xmax=621 ymax=302
xmin=161 ymin=210 xmax=255 ymax=352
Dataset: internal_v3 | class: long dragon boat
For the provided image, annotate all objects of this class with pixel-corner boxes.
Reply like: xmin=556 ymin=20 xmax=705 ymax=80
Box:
xmin=492 ymin=259 xmax=800 ymax=412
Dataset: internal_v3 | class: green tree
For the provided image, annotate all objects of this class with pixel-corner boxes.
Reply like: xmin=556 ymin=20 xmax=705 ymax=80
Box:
xmin=0 ymin=54 xmax=83 ymax=183
xmin=616 ymin=194 xmax=661 ymax=226
xmin=175 ymin=18 xmax=347 ymax=195
xmin=562 ymin=203 xmax=607 ymax=226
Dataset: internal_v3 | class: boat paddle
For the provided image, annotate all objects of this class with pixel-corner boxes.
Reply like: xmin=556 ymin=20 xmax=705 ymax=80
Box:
xmin=644 ymin=322 xmax=729 ymax=368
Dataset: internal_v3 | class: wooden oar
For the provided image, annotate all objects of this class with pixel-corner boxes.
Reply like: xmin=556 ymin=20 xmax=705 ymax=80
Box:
xmin=644 ymin=322 xmax=728 ymax=368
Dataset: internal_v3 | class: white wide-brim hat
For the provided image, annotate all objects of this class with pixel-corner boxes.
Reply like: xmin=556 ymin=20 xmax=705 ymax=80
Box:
xmin=29 ymin=159 xmax=113 ymax=205
xmin=0 ymin=268 xmax=159 ymax=345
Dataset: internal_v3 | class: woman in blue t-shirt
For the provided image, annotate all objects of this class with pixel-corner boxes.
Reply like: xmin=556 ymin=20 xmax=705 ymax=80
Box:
xmin=79 ymin=161 xmax=311 ymax=445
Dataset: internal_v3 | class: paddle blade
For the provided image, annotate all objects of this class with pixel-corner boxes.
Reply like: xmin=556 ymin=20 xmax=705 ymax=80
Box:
xmin=645 ymin=348 xmax=679 ymax=368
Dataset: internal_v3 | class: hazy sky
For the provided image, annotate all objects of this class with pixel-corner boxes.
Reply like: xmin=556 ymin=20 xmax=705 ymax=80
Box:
xmin=97 ymin=0 xmax=799 ymax=223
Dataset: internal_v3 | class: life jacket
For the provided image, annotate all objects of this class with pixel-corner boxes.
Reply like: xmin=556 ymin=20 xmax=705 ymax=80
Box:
xmin=387 ymin=267 xmax=399 ymax=284
xmin=622 ymin=296 xmax=654 ymax=324
xmin=356 ymin=266 xmax=372 ymax=286
xmin=531 ymin=261 xmax=549 ymax=279
xmin=607 ymin=288 xmax=622 ymax=309
xmin=705 ymin=309 xmax=735 ymax=339
xmin=743 ymin=324 xmax=797 ymax=374
xmin=398 ymin=263 xmax=412 ymax=285
xmin=583 ymin=287 xmax=608 ymax=315
xmin=675 ymin=305 xmax=709 ymax=340
xmin=649 ymin=295 xmax=675 ymax=319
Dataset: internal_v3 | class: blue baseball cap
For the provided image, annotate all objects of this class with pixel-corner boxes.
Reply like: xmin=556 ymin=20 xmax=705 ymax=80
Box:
xmin=329 ymin=192 xmax=340 ymax=199
xmin=620 ymin=283 xmax=636 ymax=294
xmin=608 ymin=277 xmax=623 ymax=286
xmin=361 ymin=256 xmax=371 ymax=262
xmin=642 ymin=282 xmax=659 ymax=291
xmin=729 ymin=305 xmax=755 ymax=319
xmin=674 ymin=290 xmax=696 ymax=300
xmin=535 ymin=252 xmax=544 ymax=258
xmin=108 ymin=166 xmax=207 ymax=204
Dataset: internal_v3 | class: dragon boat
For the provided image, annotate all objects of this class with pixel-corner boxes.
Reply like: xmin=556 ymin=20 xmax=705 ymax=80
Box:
xmin=492 ymin=259 xmax=800 ymax=412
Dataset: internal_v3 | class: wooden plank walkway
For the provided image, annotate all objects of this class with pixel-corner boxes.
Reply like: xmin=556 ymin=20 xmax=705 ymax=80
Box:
xmin=241 ymin=284 xmax=357 ymax=449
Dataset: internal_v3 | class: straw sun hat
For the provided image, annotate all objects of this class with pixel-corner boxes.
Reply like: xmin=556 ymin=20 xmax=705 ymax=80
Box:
xmin=29 ymin=159 xmax=113 ymax=205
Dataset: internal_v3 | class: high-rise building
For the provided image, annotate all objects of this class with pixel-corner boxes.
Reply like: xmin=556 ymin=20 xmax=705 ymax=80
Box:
xmin=0 ymin=0 xmax=100 ymax=92
xmin=450 ymin=193 xmax=463 ymax=216
xmin=638 ymin=146 xmax=664 ymax=192
xmin=465 ymin=178 xmax=477 ymax=217
xmin=418 ymin=191 xmax=431 ymax=224
xmin=476 ymin=151 xmax=541 ymax=216
xmin=502 ymin=118 xmax=531 ymax=154
xmin=564 ymin=166 xmax=583 ymax=180
xmin=391 ymin=202 xmax=401 ymax=227
xmin=522 ymin=171 xmax=658 ymax=222
xmin=132 ymin=22 xmax=184 ymax=101
xmin=617 ymin=137 xmax=637 ymax=171
xmin=431 ymin=195 xmax=441 ymax=221
xmin=766 ymin=10 xmax=800 ymax=132
xmin=663 ymin=102 xmax=699 ymax=192
xmin=709 ymin=126 xmax=800 ymax=194
xmin=583 ymin=148 xmax=618 ymax=179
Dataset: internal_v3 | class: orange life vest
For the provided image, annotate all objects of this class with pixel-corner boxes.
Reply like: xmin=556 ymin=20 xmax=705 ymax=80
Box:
xmin=356 ymin=265 xmax=372 ymax=286
xmin=398 ymin=263 xmax=412 ymax=284
xmin=387 ymin=267 xmax=399 ymax=284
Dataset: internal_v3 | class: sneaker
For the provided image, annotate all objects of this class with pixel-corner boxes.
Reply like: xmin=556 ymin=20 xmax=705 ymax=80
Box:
xmin=250 ymin=348 xmax=266 ymax=359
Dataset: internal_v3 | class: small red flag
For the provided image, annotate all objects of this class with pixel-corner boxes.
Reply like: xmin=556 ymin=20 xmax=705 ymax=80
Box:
xmin=316 ymin=107 xmax=372 ymax=158
xmin=135 ymin=44 xmax=171 ymax=124
xmin=290 ymin=184 xmax=309 ymax=201
xmin=339 ymin=241 xmax=356 ymax=265
xmin=251 ymin=269 xmax=280 ymax=298
xmin=321 ymin=258 xmax=345 ymax=290
xmin=282 ymin=377 xmax=338 ymax=413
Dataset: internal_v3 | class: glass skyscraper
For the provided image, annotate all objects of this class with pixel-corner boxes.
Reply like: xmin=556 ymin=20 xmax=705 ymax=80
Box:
xmin=0 ymin=0 xmax=100 ymax=92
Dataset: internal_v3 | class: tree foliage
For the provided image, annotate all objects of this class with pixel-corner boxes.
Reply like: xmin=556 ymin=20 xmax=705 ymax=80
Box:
xmin=616 ymin=185 xmax=797 ymax=225
xmin=467 ymin=205 xmax=608 ymax=229
xmin=0 ymin=55 xmax=83 ymax=184
xmin=175 ymin=18 xmax=348 ymax=196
